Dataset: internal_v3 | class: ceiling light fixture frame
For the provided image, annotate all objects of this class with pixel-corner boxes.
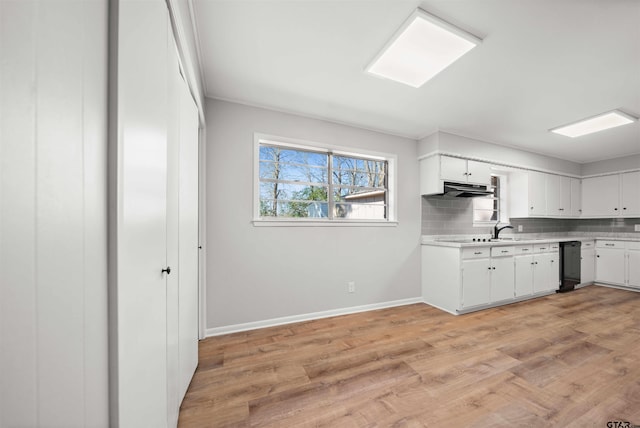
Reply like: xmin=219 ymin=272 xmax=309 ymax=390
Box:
xmin=549 ymin=109 xmax=638 ymax=138
xmin=365 ymin=8 xmax=482 ymax=88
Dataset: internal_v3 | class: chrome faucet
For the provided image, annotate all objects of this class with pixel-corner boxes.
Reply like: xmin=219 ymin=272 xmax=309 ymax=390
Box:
xmin=493 ymin=222 xmax=514 ymax=240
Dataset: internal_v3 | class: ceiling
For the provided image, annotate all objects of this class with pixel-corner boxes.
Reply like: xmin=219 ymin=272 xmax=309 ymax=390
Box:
xmin=192 ymin=0 xmax=640 ymax=164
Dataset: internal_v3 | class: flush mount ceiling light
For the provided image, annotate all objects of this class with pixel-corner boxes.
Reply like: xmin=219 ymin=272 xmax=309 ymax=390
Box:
xmin=365 ymin=8 xmax=481 ymax=88
xmin=550 ymin=110 xmax=637 ymax=138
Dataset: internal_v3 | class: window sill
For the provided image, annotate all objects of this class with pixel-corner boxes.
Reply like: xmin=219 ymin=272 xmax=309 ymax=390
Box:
xmin=252 ymin=218 xmax=399 ymax=227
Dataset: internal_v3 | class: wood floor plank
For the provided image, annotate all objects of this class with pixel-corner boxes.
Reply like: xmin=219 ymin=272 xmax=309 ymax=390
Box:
xmin=179 ymin=285 xmax=640 ymax=427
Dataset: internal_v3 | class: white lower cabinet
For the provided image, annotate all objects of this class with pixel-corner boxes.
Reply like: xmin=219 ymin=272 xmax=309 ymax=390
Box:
xmin=491 ymin=252 xmax=516 ymax=302
xmin=580 ymin=241 xmax=595 ymax=284
xmin=422 ymin=243 xmax=560 ymax=315
xmin=461 ymin=258 xmax=491 ymax=308
xmin=596 ymin=240 xmax=640 ymax=288
xmin=628 ymin=248 xmax=640 ymax=288
xmin=461 ymin=247 xmax=516 ymax=309
xmin=514 ymin=244 xmax=559 ymax=296
xmin=596 ymin=242 xmax=626 ymax=285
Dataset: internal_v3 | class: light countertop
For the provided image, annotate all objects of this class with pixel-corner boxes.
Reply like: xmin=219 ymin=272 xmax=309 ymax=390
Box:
xmin=421 ymin=235 xmax=640 ymax=247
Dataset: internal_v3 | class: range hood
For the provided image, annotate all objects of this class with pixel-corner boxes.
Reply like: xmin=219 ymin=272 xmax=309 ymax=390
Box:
xmin=439 ymin=181 xmax=493 ymax=198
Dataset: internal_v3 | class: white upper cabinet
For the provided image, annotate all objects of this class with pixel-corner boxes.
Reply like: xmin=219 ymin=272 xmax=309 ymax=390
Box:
xmin=509 ymin=171 xmax=581 ymax=218
xmin=582 ymin=175 xmax=619 ymax=216
xmin=570 ymin=178 xmax=582 ymax=217
xmin=440 ymin=156 xmax=492 ymax=185
xmin=419 ymin=155 xmax=491 ymax=195
xmin=528 ymin=171 xmax=547 ymax=216
xmin=621 ymin=171 xmax=640 ymax=216
xmin=582 ymin=172 xmax=639 ymax=217
xmin=509 ymin=170 xmax=546 ymax=217
xmin=546 ymin=175 xmax=571 ymax=217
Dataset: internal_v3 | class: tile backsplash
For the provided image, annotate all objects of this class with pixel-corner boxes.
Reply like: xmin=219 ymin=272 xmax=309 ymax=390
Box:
xmin=421 ymin=195 xmax=640 ymax=236
xmin=421 ymin=196 xmax=492 ymax=236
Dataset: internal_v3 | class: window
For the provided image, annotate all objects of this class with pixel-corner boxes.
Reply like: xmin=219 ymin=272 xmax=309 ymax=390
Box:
xmin=255 ymin=136 xmax=395 ymax=223
xmin=473 ymin=175 xmax=507 ymax=225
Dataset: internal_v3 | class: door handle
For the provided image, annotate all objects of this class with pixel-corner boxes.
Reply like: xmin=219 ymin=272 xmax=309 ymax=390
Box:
xmin=162 ymin=266 xmax=171 ymax=275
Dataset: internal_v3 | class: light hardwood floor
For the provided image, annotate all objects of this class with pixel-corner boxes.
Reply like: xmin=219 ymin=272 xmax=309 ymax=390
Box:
xmin=179 ymin=285 xmax=640 ymax=427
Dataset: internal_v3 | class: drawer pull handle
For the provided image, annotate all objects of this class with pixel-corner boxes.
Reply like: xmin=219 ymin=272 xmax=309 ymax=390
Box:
xmin=605 ymin=244 xmax=614 ymax=247
xmin=474 ymin=252 xmax=482 ymax=255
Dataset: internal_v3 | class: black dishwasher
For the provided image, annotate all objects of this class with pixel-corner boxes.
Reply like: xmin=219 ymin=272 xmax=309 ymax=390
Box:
xmin=558 ymin=241 xmax=581 ymax=292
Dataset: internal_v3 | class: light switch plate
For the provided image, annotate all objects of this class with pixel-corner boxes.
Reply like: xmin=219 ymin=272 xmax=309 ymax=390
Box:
xmin=635 ymin=224 xmax=640 ymax=232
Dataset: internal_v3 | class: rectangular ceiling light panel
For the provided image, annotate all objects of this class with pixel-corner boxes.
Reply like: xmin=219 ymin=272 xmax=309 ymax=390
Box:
xmin=366 ymin=9 xmax=481 ymax=88
xmin=550 ymin=110 xmax=637 ymax=138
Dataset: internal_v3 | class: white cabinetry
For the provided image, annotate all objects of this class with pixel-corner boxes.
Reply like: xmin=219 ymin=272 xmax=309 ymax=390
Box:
xmin=440 ymin=156 xmax=492 ymax=185
xmin=582 ymin=172 xmax=640 ymax=217
xmin=570 ymin=178 xmax=582 ymax=217
xmin=491 ymin=248 xmax=516 ymax=302
xmin=514 ymin=243 xmax=559 ymax=295
xmin=627 ymin=242 xmax=640 ymax=288
xmin=546 ymin=175 xmax=571 ymax=217
xmin=422 ymin=243 xmax=558 ymax=315
xmin=621 ymin=171 xmax=640 ymax=217
xmin=596 ymin=240 xmax=640 ymax=288
xmin=420 ymin=155 xmax=491 ymax=195
xmin=596 ymin=240 xmax=626 ymax=285
xmin=461 ymin=246 xmax=516 ymax=309
xmin=514 ymin=245 xmax=534 ymax=297
xmin=509 ymin=171 xmax=580 ymax=218
xmin=461 ymin=257 xmax=491 ymax=308
xmin=582 ymin=175 xmax=619 ymax=217
xmin=580 ymin=241 xmax=595 ymax=285
xmin=509 ymin=171 xmax=546 ymax=217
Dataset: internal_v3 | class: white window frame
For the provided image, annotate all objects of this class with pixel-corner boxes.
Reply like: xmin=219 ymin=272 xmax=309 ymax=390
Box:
xmin=473 ymin=173 xmax=508 ymax=227
xmin=253 ymin=133 xmax=398 ymax=226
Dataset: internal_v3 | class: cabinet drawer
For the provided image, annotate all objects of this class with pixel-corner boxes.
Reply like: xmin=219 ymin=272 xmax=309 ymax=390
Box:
xmin=491 ymin=246 xmax=515 ymax=257
xmin=533 ymin=244 xmax=552 ymax=253
xmin=462 ymin=247 xmax=490 ymax=259
xmin=549 ymin=243 xmax=560 ymax=251
xmin=514 ymin=245 xmax=533 ymax=254
xmin=581 ymin=240 xmax=595 ymax=248
xmin=627 ymin=241 xmax=640 ymax=250
xmin=597 ymin=240 xmax=624 ymax=249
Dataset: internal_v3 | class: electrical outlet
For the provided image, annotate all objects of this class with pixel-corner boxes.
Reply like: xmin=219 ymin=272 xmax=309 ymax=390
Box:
xmin=347 ymin=281 xmax=355 ymax=293
xmin=518 ymin=225 xmax=523 ymax=232
xmin=635 ymin=224 xmax=640 ymax=232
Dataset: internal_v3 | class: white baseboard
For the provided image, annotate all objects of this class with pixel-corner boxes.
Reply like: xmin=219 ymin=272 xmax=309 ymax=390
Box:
xmin=204 ymin=297 xmax=423 ymax=337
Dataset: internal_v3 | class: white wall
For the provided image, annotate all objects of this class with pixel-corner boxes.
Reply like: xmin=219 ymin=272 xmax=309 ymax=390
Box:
xmin=205 ymin=99 xmax=421 ymax=332
xmin=419 ymin=131 xmax=582 ymax=176
xmin=0 ymin=1 xmax=109 ymax=426
xmin=581 ymin=153 xmax=640 ymax=176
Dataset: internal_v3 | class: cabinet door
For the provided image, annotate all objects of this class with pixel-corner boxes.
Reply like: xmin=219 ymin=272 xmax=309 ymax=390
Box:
xmin=547 ymin=176 xmax=572 ymax=216
xmin=515 ymin=255 xmax=534 ymax=297
xmin=528 ymin=171 xmax=546 ymax=216
xmin=596 ymin=248 xmax=625 ymax=285
xmin=466 ymin=160 xmax=492 ymax=186
xmin=580 ymin=248 xmax=595 ymax=284
xmin=440 ymin=156 xmax=468 ymax=182
xmin=491 ymin=257 xmax=515 ymax=301
xmin=570 ymin=178 xmax=581 ymax=217
xmin=533 ymin=253 xmax=559 ymax=293
xmin=545 ymin=175 xmax=563 ymax=216
xmin=461 ymin=259 xmax=491 ymax=308
xmin=621 ymin=171 xmax=640 ymax=216
xmin=582 ymin=175 xmax=620 ymax=216
xmin=627 ymin=250 xmax=640 ymax=288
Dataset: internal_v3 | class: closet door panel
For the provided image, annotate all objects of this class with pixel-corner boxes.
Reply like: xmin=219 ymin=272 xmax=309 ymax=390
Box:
xmin=0 ymin=2 xmax=38 ymax=425
xmin=116 ymin=1 xmax=169 ymax=426
xmin=178 ymin=74 xmax=200 ymax=400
